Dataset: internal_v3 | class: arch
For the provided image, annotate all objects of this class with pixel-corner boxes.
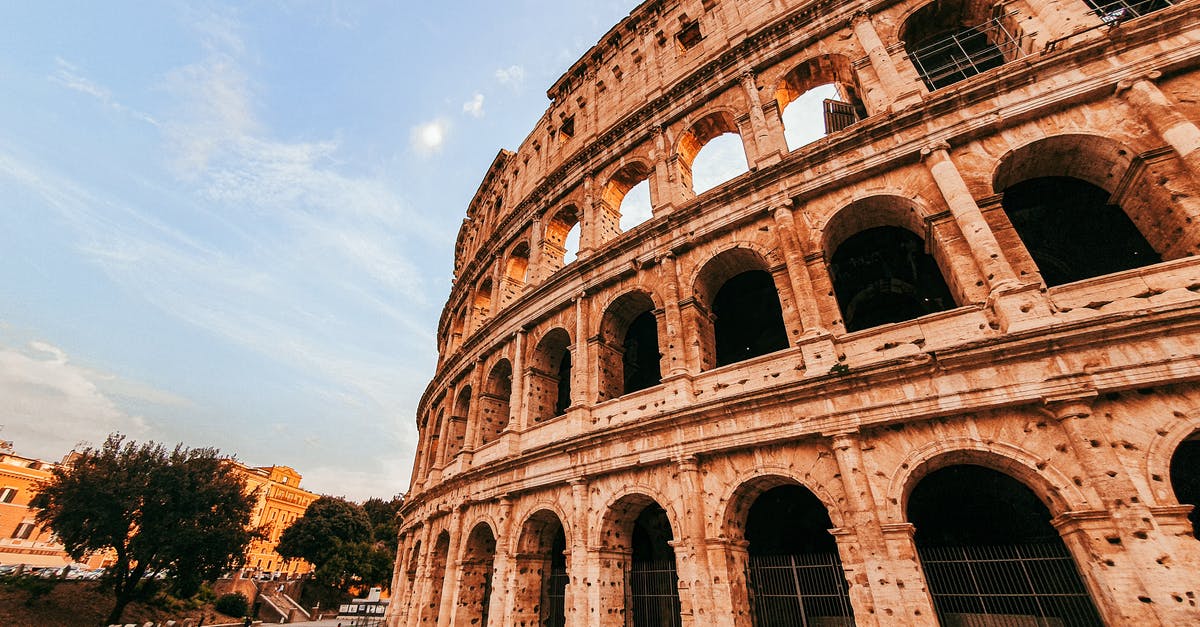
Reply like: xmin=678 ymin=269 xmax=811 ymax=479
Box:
xmin=1145 ymin=407 xmax=1200 ymax=507
xmin=458 ymin=521 xmax=498 ymax=627
xmin=479 ymin=359 xmax=513 ymax=446
xmin=500 ymin=241 xmax=531 ymax=307
xmin=543 ymin=204 xmax=582 ymax=275
xmin=597 ymin=490 xmax=683 ymax=627
xmin=444 ymin=386 xmax=471 ymax=460
xmin=992 ymin=134 xmax=1168 ymax=284
xmin=692 ymin=246 xmax=789 ymax=369
xmin=884 ymin=438 xmax=1090 ymax=524
xmin=511 ymin=509 xmax=571 ymax=627
xmin=676 ymin=109 xmax=750 ymax=195
xmin=900 ymin=0 xmax=1027 ymax=91
xmin=720 ymin=472 xmax=847 ymax=540
xmin=527 ymin=327 xmax=574 ymax=422
xmin=420 ymin=530 xmax=452 ymax=624
xmin=596 ymin=289 xmax=664 ymax=401
xmin=775 ymin=54 xmax=868 ymax=150
xmin=473 ymin=279 xmax=494 ymax=330
xmin=424 ymin=407 xmax=444 ymax=475
xmin=596 ymin=486 xmax=683 ymax=550
xmin=907 ymin=464 xmax=1104 ymax=625
xmin=404 ymin=538 xmax=422 ymax=597
xmin=602 ymin=161 xmax=655 ymax=234
xmin=821 ymin=193 xmax=931 ymax=255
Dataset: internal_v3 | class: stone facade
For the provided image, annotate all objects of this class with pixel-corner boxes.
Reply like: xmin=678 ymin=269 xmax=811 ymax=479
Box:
xmin=389 ymin=0 xmax=1200 ymax=625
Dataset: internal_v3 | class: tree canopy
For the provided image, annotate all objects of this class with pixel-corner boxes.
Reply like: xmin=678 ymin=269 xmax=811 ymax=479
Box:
xmin=32 ymin=434 xmax=256 ymax=625
xmin=277 ymin=494 xmax=402 ymax=591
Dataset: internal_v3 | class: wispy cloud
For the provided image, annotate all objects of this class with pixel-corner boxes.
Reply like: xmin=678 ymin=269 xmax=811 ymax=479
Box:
xmin=462 ymin=92 xmax=485 ymax=118
xmin=50 ymin=58 xmax=160 ymax=127
xmin=495 ymin=64 xmax=525 ymax=89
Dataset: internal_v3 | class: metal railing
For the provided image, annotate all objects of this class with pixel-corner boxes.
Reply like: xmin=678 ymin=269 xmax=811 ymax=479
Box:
xmin=545 ymin=567 xmax=569 ymax=627
xmin=909 ymin=16 xmax=1026 ymax=91
xmin=629 ymin=559 xmax=683 ymax=627
xmin=748 ymin=553 xmax=856 ymax=627
xmin=919 ymin=543 xmax=1103 ymax=627
xmin=1085 ymin=0 xmax=1177 ymax=22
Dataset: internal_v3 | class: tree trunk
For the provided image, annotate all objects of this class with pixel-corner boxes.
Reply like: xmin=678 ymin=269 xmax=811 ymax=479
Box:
xmin=106 ymin=592 xmax=133 ymax=625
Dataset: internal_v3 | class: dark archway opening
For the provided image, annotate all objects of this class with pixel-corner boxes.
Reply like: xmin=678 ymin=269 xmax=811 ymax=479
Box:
xmin=544 ymin=523 xmax=569 ymax=627
xmin=1001 ymin=176 xmax=1160 ymax=287
xmin=831 ymin=226 xmax=955 ymax=332
xmin=555 ymin=349 xmax=572 ymax=416
xmin=901 ymin=0 xmax=1024 ymax=91
xmin=909 ymin=465 xmax=1102 ymax=626
xmin=630 ymin=504 xmax=681 ymax=627
xmin=624 ymin=310 xmax=663 ymax=394
xmin=421 ymin=532 xmax=451 ymax=624
xmin=745 ymin=485 xmax=854 ymax=626
xmin=459 ymin=524 xmax=497 ymax=627
xmin=712 ymin=270 xmax=788 ymax=367
xmin=1081 ymin=0 xmax=1174 ymax=21
xmin=1170 ymin=435 xmax=1200 ymax=540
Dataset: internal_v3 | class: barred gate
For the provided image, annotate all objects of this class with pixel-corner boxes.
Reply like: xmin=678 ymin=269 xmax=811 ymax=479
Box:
xmin=748 ymin=553 xmax=856 ymax=627
xmin=630 ymin=559 xmax=683 ymax=627
xmin=909 ymin=15 xmax=1025 ymax=91
xmin=919 ymin=543 xmax=1103 ymax=627
xmin=545 ymin=566 xmax=568 ymax=627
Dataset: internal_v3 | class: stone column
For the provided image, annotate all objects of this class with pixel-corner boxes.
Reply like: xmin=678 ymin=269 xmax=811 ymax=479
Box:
xmin=573 ymin=293 xmax=593 ymax=407
xmin=1046 ymin=396 xmax=1200 ymax=624
xmin=850 ymin=11 xmax=921 ymax=110
xmin=830 ymin=433 xmax=934 ymax=625
xmin=435 ymin=385 xmax=457 ymax=469
xmin=461 ymin=360 xmax=485 ymax=457
xmin=528 ymin=212 xmax=547 ymax=284
xmin=568 ymin=478 xmax=591 ymax=625
xmin=660 ymin=254 xmax=690 ymax=377
xmin=707 ymin=538 xmax=752 ymax=627
xmin=580 ymin=173 xmax=600 ymax=254
xmin=406 ymin=519 xmax=436 ymax=626
xmin=921 ymin=142 xmax=1019 ymax=292
xmin=510 ymin=330 xmax=527 ymax=431
xmin=491 ymin=497 xmax=515 ymax=624
xmin=771 ymin=203 xmax=823 ymax=335
xmin=438 ymin=506 xmax=467 ymax=627
xmin=676 ymin=457 xmax=718 ymax=626
xmin=739 ymin=70 xmax=785 ymax=167
xmin=651 ymin=125 xmax=683 ymax=214
xmin=1117 ymin=72 xmax=1200 ymax=182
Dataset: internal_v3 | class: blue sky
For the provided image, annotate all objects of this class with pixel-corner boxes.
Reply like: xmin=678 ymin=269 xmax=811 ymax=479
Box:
xmin=0 ymin=1 xmax=646 ymax=500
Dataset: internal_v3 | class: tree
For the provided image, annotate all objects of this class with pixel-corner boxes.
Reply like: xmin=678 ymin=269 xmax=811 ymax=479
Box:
xmin=278 ymin=495 xmax=397 ymax=590
xmin=362 ymin=495 xmax=405 ymax=552
xmin=32 ymin=434 xmax=257 ymax=625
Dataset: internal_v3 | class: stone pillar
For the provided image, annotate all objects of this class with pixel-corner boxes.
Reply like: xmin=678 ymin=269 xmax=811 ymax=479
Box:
xmin=510 ymin=330 xmax=527 ymax=431
xmin=568 ymin=478 xmax=591 ymax=625
xmin=437 ymin=506 xmax=466 ymax=627
xmin=490 ymin=497 xmax=515 ymax=624
xmin=850 ymin=11 xmax=921 ymax=110
xmin=407 ymin=519 xmax=436 ymax=626
xmin=1046 ymin=396 xmax=1200 ymax=624
xmin=435 ymin=386 xmax=457 ymax=469
xmin=580 ymin=173 xmax=600 ymax=254
xmin=830 ymin=433 xmax=935 ymax=625
xmin=739 ymin=70 xmax=786 ymax=167
xmin=651 ymin=125 xmax=682 ymax=214
xmin=707 ymin=538 xmax=752 ymax=627
xmin=461 ymin=360 xmax=485 ymax=457
xmin=660 ymin=254 xmax=691 ymax=377
xmin=921 ymin=142 xmax=1019 ymax=292
xmin=1117 ymin=72 xmax=1200 ymax=182
xmin=771 ymin=203 xmax=824 ymax=336
xmin=572 ymin=293 xmax=593 ymax=407
xmin=675 ymin=457 xmax=717 ymax=626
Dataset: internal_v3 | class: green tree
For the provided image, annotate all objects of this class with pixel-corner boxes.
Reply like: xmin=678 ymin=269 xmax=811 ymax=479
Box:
xmin=362 ymin=495 xmax=404 ymax=552
xmin=278 ymin=495 xmax=397 ymax=590
xmin=32 ymin=434 xmax=257 ymax=625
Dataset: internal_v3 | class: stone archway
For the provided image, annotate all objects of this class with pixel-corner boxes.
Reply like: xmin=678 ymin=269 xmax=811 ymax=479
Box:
xmin=510 ymin=509 xmax=570 ymax=627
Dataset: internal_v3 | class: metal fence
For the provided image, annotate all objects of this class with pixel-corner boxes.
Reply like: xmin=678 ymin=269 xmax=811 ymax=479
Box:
xmin=629 ymin=559 xmax=683 ymax=627
xmin=918 ymin=543 xmax=1103 ymax=627
xmin=748 ymin=553 xmax=856 ymax=627
xmin=1086 ymin=0 xmax=1176 ymax=22
xmin=545 ymin=567 xmax=569 ymax=627
xmin=909 ymin=16 xmax=1025 ymax=91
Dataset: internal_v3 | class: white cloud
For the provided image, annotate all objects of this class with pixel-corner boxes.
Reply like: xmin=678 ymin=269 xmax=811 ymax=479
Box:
xmin=495 ymin=64 xmax=525 ymax=89
xmin=410 ymin=119 xmax=448 ymax=155
xmin=49 ymin=57 xmax=159 ymax=126
xmin=0 ymin=340 xmax=156 ymax=461
xmin=462 ymin=92 xmax=485 ymax=118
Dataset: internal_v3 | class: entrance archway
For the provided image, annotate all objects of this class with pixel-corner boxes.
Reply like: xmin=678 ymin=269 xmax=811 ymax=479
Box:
xmin=457 ymin=523 xmax=498 ymax=626
xmin=1170 ymin=433 xmax=1200 ymax=540
xmin=511 ymin=510 xmax=569 ymax=627
xmin=908 ymin=465 xmax=1102 ymax=626
xmin=630 ymin=503 xmax=681 ymax=627
xmin=420 ymin=531 xmax=451 ymax=624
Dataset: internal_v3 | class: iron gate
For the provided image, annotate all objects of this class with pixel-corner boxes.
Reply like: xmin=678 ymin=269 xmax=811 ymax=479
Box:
xmin=630 ymin=559 xmax=682 ymax=627
xmin=545 ymin=566 xmax=568 ymax=627
xmin=919 ymin=543 xmax=1103 ymax=626
xmin=748 ymin=553 xmax=856 ymax=627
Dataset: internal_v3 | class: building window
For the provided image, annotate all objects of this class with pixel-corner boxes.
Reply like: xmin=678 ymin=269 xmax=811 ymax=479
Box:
xmin=676 ymin=20 xmax=702 ymax=51
xmin=12 ymin=522 xmax=34 ymax=540
xmin=0 ymin=488 xmax=16 ymax=503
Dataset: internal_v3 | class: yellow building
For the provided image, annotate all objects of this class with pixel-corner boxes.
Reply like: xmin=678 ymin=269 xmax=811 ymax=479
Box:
xmin=234 ymin=463 xmax=320 ymax=576
xmin=0 ymin=443 xmax=110 ymax=569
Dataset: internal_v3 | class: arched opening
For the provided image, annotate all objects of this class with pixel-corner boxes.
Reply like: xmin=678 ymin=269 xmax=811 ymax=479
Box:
xmin=677 ymin=111 xmax=749 ymax=196
xmin=900 ymin=0 xmax=1028 ymax=91
xmin=501 ymin=242 xmax=530 ymax=307
xmin=511 ymin=510 xmax=569 ymax=627
xmin=1080 ymin=0 xmax=1174 ymax=21
xmin=597 ymin=291 xmax=663 ymax=401
xmin=458 ymin=523 xmax=498 ymax=626
xmin=908 ymin=465 xmax=1102 ymax=626
xmin=776 ymin=54 xmax=868 ymax=150
xmin=694 ymin=248 xmax=789 ymax=370
xmin=528 ymin=328 xmax=573 ymax=423
xmin=405 ymin=539 xmax=421 ymax=597
xmin=543 ymin=206 xmax=581 ymax=274
xmin=830 ymin=226 xmax=956 ymax=332
xmin=744 ymin=484 xmax=854 ymax=626
xmin=473 ymin=279 xmax=494 ymax=331
xmin=424 ymin=408 xmax=443 ymax=475
xmin=449 ymin=307 xmax=467 ymax=354
xmin=420 ymin=531 xmax=451 ymax=624
xmin=479 ymin=360 xmax=512 ymax=446
xmin=1170 ymin=432 xmax=1200 ymax=540
xmin=603 ymin=162 xmax=655 ymax=235
xmin=630 ymin=503 xmax=680 ymax=626
xmin=445 ymin=388 xmax=470 ymax=460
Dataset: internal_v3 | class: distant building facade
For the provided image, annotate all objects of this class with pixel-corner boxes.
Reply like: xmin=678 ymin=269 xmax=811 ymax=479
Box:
xmin=234 ymin=463 xmax=320 ymax=576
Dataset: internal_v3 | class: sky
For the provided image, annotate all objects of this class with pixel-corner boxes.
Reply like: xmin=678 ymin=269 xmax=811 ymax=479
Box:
xmin=0 ymin=1 xmax=832 ymax=501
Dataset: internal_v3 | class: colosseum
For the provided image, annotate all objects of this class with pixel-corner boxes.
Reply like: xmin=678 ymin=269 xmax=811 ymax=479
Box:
xmin=387 ymin=0 xmax=1200 ymax=624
